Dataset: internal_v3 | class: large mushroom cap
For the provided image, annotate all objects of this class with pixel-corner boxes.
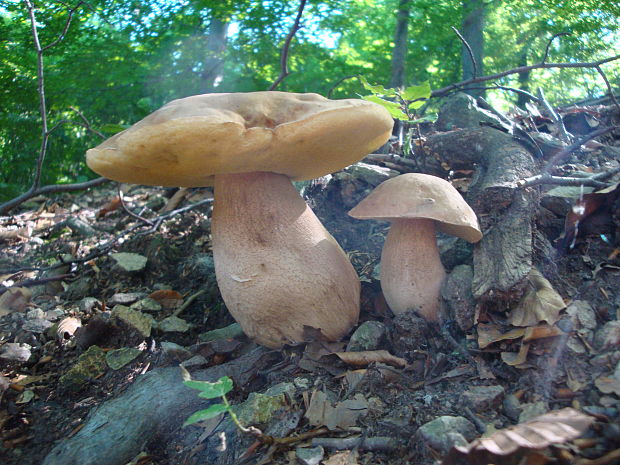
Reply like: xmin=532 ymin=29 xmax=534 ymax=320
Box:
xmin=348 ymin=173 xmax=482 ymax=243
xmin=86 ymin=92 xmax=393 ymax=186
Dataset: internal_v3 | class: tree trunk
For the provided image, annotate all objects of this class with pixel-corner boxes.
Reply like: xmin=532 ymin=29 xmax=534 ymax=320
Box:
xmin=201 ymin=16 xmax=229 ymax=93
xmin=389 ymin=0 xmax=411 ymax=89
xmin=461 ymin=0 xmax=485 ymax=97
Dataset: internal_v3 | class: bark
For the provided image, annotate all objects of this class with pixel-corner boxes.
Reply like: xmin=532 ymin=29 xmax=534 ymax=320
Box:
xmin=389 ymin=0 xmax=411 ymax=89
xmin=201 ymin=16 xmax=229 ymax=93
xmin=461 ymin=0 xmax=486 ymax=97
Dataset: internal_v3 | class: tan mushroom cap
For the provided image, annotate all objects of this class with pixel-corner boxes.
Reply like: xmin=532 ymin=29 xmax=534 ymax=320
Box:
xmin=86 ymin=92 xmax=394 ymax=186
xmin=348 ymin=173 xmax=482 ymax=243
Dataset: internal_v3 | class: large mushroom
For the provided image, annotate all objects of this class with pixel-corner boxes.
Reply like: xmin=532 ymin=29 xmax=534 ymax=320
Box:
xmin=87 ymin=91 xmax=393 ymax=347
xmin=348 ymin=173 xmax=482 ymax=322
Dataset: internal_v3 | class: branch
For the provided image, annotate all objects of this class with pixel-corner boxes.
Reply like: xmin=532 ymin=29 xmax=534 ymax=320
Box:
xmin=452 ymin=26 xmax=477 ymax=78
xmin=268 ymin=0 xmax=307 ymax=91
xmin=42 ymin=1 xmax=85 ymax=51
xmin=431 ymin=55 xmax=620 ymax=98
xmin=541 ymin=32 xmax=570 ymax=64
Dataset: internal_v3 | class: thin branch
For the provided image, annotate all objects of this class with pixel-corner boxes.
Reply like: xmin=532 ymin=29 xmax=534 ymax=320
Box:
xmin=517 ymin=174 xmax=607 ymax=189
xmin=542 ymin=32 xmax=570 ymax=64
xmin=118 ymin=186 xmax=155 ymax=226
xmin=42 ymin=1 xmax=85 ymax=51
xmin=537 ymin=87 xmax=571 ymax=143
xmin=594 ymin=65 xmax=620 ymax=112
xmin=542 ymin=125 xmax=618 ymax=173
xmin=327 ymin=74 xmax=357 ymax=98
xmin=452 ymin=26 xmax=477 ymax=78
xmin=0 ymin=178 xmax=109 ymax=214
xmin=268 ymin=0 xmax=307 ymax=91
xmin=431 ymin=55 xmax=620 ymax=98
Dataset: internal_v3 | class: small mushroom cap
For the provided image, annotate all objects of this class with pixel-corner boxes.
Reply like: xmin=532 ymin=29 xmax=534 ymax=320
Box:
xmin=348 ymin=173 xmax=482 ymax=243
xmin=86 ymin=92 xmax=393 ymax=187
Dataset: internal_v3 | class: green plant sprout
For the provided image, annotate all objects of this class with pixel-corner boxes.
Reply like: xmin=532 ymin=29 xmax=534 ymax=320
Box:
xmin=359 ymin=76 xmax=435 ymax=158
xmin=183 ymin=375 xmax=254 ymax=434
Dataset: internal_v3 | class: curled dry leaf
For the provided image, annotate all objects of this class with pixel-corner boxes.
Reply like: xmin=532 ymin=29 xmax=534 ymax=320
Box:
xmin=477 ymin=324 xmax=525 ymax=349
xmin=147 ymin=289 xmax=183 ymax=310
xmin=0 ymin=287 xmax=32 ymax=317
xmin=508 ymin=269 xmax=565 ymax=327
xmin=443 ymin=408 xmax=594 ymax=465
xmin=56 ymin=317 xmax=82 ymax=341
xmin=334 ymin=350 xmax=407 ymax=368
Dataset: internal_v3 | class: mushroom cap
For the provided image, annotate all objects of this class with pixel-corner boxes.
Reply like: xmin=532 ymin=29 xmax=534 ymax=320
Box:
xmin=348 ymin=173 xmax=482 ymax=243
xmin=86 ymin=92 xmax=394 ymax=187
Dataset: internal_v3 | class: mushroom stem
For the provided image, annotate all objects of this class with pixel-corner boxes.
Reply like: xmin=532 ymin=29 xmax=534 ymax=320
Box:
xmin=380 ymin=218 xmax=446 ymax=321
xmin=211 ymin=171 xmax=360 ymax=348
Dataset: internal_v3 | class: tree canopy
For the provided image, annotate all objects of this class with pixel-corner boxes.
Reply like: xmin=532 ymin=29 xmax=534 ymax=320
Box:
xmin=0 ymin=0 xmax=618 ymax=202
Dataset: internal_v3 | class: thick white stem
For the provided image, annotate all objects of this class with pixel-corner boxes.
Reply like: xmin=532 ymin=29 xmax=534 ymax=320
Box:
xmin=212 ymin=172 xmax=360 ymax=348
xmin=380 ymin=218 xmax=446 ymax=321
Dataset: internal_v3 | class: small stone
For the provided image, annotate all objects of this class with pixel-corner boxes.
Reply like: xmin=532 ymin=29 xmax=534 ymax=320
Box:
xmin=158 ymin=316 xmax=190 ymax=333
xmin=0 ymin=343 xmax=32 ymax=362
xmin=461 ymin=385 xmax=505 ymax=412
xmin=106 ymin=347 xmax=142 ymax=370
xmin=110 ymin=253 xmax=148 ymax=272
xmin=130 ymin=298 xmax=162 ymax=313
xmin=518 ymin=402 xmax=548 ymax=423
xmin=64 ymin=277 xmax=93 ymax=300
xmin=59 ymin=345 xmax=107 ymax=392
xmin=198 ymin=323 xmax=244 ymax=342
xmin=45 ymin=309 xmax=66 ymax=321
xmin=160 ymin=341 xmax=193 ymax=361
xmin=26 ymin=309 xmax=46 ymax=319
xmin=346 ymin=321 xmax=386 ymax=351
xmin=78 ymin=297 xmax=100 ymax=313
xmin=416 ymin=416 xmax=478 ymax=455
xmin=109 ymin=293 xmax=145 ymax=306
xmin=503 ymin=394 xmax=522 ymax=421
xmin=180 ymin=355 xmax=208 ymax=369
xmin=22 ymin=318 xmax=53 ymax=333
xmin=111 ymin=305 xmax=152 ymax=338
xmin=296 ymin=446 xmax=324 ymax=465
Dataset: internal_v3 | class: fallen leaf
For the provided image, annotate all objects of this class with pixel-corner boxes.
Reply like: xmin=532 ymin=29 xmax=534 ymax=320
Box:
xmin=334 ymin=350 xmax=407 ymax=368
xmin=147 ymin=289 xmax=183 ymax=310
xmin=522 ymin=324 xmax=563 ymax=342
xmin=478 ymin=324 xmax=525 ymax=349
xmin=443 ymin=408 xmax=594 ymax=465
xmin=304 ymin=390 xmax=368 ymax=430
xmin=594 ymin=377 xmax=620 ymax=396
xmin=508 ymin=269 xmax=565 ymax=327
xmin=0 ymin=287 xmax=32 ymax=317
xmin=322 ymin=450 xmax=359 ymax=465
xmin=501 ymin=342 xmax=530 ymax=366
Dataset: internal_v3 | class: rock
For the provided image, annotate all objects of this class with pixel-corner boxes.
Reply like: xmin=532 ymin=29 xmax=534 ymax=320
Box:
xmin=0 ymin=342 xmax=32 ymax=362
xmin=158 ymin=316 xmax=190 ymax=333
xmin=233 ymin=382 xmax=296 ymax=426
xmin=439 ymin=237 xmax=474 ymax=270
xmin=45 ymin=309 xmax=66 ymax=321
xmin=79 ymin=297 xmax=100 ymax=313
xmin=64 ymin=217 xmax=97 ymax=237
xmin=59 ymin=345 xmax=107 ymax=392
xmin=130 ymin=298 xmax=162 ymax=313
xmin=335 ymin=162 xmax=397 ymax=187
xmin=415 ymin=416 xmax=478 ymax=455
xmin=106 ymin=348 xmax=143 ymax=370
xmin=595 ymin=321 xmax=620 ymax=351
xmin=160 ymin=341 xmax=193 ymax=361
xmin=346 ymin=321 xmax=386 ymax=351
xmin=180 ymin=355 xmax=208 ymax=369
xmin=503 ymin=394 xmax=522 ymax=421
xmin=435 ymin=93 xmax=505 ymax=131
xmin=296 ymin=446 xmax=324 ymax=465
xmin=23 ymin=318 xmax=53 ymax=333
xmin=64 ymin=277 xmax=93 ymax=301
xmin=518 ymin=401 xmax=548 ymax=423
xmin=441 ymin=264 xmax=476 ymax=331
xmin=109 ymin=293 xmax=145 ymax=306
xmin=461 ymin=385 xmax=505 ymax=412
xmin=26 ymin=309 xmax=46 ymax=319
xmin=110 ymin=253 xmax=148 ymax=273
xmin=198 ymin=323 xmax=244 ymax=343
xmin=111 ymin=305 xmax=152 ymax=339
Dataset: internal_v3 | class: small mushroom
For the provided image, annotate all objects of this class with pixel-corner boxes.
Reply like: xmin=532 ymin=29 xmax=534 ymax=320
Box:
xmin=87 ymin=91 xmax=393 ymax=347
xmin=348 ymin=173 xmax=482 ymax=322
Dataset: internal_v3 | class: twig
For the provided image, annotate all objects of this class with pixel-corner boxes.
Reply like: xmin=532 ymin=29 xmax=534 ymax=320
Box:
xmin=518 ymin=174 xmax=607 ymax=189
xmin=537 ymin=87 xmax=571 ymax=143
xmin=267 ymin=0 xmax=307 ymax=91
xmin=594 ymin=65 xmax=620 ymax=112
xmin=0 ymin=177 xmax=109 ymax=214
xmin=173 ymin=289 xmax=206 ymax=317
xmin=542 ymin=125 xmax=618 ymax=173
xmin=431 ymin=55 xmax=620 ymax=98
xmin=0 ymin=274 xmax=74 ymax=296
xmin=42 ymin=1 xmax=85 ymax=51
xmin=327 ymin=74 xmax=357 ymax=98
xmin=118 ymin=186 xmax=155 ymax=226
xmin=452 ymin=26 xmax=477 ymax=78
xmin=542 ymin=32 xmax=570 ymax=64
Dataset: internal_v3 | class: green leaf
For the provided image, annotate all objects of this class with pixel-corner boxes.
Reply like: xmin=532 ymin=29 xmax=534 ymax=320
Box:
xmin=183 ymin=404 xmax=229 ymax=426
xmin=400 ymin=82 xmax=431 ymax=101
xmin=409 ymin=114 xmax=437 ymax=124
xmin=100 ymin=123 xmax=129 ymax=135
xmin=183 ymin=376 xmax=233 ymax=398
xmin=358 ymin=76 xmax=397 ymax=97
xmin=362 ymin=95 xmax=408 ymax=120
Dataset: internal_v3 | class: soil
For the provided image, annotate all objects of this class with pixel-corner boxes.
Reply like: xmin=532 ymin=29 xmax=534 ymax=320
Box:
xmin=1 ymin=102 xmax=620 ymax=465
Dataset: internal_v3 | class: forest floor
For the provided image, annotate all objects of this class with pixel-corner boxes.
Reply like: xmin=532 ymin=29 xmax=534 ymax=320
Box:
xmin=1 ymin=97 xmax=620 ymax=465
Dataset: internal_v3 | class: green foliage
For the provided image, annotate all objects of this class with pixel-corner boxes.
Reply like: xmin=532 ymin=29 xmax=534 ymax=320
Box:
xmin=183 ymin=375 xmax=236 ymax=427
xmin=360 ymin=76 xmax=433 ymax=123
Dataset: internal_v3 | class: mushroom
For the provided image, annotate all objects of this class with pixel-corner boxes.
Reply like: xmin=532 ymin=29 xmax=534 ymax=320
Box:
xmin=348 ymin=173 xmax=482 ymax=322
xmin=86 ymin=91 xmax=393 ymax=347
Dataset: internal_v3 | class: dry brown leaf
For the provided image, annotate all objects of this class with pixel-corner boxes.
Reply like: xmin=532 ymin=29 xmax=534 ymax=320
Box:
xmin=0 ymin=287 xmax=32 ymax=317
xmin=147 ymin=289 xmax=183 ymax=309
xmin=508 ymin=269 xmax=565 ymax=327
xmin=322 ymin=450 xmax=359 ymax=465
xmin=443 ymin=408 xmax=594 ymax=465
xmin=594 ymin=377 xmax=620 ymax=396
xmin=522 ymin=325 xmax=563 ymax=342
xmin=501 ymin=342 xmax=530 ymax=366
xmin=334 ymin=350 xmax=407 ymax=368
xmin=477 ymin=324 xmax=525 ymax=349
xmin=304 ymin=390 xmax=368 ymax=431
